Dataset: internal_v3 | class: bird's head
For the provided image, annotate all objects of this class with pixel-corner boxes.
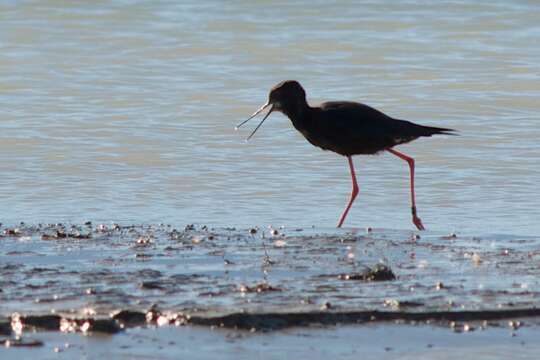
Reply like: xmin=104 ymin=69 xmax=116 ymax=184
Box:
xmin=236 ymin=80 xmax=306 ymax=140
xmin=268 ymin=80 xmax=306 ymax=112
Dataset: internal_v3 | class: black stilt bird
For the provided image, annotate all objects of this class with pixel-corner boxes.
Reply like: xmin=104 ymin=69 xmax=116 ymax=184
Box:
xmin=236 ymin=80 xmax=455 ymax=230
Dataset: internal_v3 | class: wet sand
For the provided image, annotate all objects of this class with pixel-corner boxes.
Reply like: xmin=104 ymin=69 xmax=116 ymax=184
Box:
xmin=1 ymin=223 xmax=540 ymax=358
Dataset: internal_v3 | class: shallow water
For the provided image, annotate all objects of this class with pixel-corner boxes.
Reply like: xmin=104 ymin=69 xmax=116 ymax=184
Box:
xmin=2 ymin=224 xmax=540 ymax=358
xmin=4 ymin=324 xmax=540 ymax=360
xmin=1 ymin=1 xmax=539 ymax=234
xmin=1 ymin=224 xmax=540 ymax=319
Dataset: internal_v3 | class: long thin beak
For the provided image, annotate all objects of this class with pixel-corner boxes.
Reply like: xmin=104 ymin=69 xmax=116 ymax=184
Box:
xmin=235 ymin=101 xmax=271 ymax=130
xmin=245 ymin=104 xmax=274 ymax=141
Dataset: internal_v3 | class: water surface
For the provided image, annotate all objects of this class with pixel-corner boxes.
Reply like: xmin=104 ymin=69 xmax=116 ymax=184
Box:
xmin=1 ymin=1 xmax=540 ymax=234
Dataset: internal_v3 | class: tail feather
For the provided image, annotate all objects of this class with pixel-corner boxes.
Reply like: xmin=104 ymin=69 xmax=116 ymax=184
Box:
xmin=393 ymin=118 xmax=457 ymax=138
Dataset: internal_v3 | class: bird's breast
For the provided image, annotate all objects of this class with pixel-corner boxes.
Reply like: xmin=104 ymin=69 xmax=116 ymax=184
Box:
xmin=298 ymin=128 xmax=336 ymax=153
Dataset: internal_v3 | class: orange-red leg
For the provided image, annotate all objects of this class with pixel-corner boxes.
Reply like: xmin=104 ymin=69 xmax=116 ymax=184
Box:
xmin=387 ymin=148 xmax=425 ymax=230
xmin=337 ymin=156 xmax=359 ymax=228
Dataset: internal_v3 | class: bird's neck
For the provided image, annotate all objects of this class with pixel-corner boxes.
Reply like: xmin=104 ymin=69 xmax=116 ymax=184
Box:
xmin=281 ymin=100 xmax=310 ymax=130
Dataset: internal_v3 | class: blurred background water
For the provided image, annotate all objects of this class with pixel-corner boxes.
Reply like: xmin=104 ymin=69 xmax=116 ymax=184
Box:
xmin=1 ymin=0 xmax=539 ymax=235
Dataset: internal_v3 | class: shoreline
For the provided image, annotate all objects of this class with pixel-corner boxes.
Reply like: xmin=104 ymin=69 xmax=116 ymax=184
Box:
xmin=2 ymin=322 xmax=539 ymax=359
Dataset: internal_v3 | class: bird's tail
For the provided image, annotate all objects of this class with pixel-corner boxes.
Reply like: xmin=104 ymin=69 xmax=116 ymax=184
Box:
xmin=392 ymin=118 xmax=457 ymax=140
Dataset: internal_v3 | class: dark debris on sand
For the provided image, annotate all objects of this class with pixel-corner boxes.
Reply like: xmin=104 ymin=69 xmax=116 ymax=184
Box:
xmin=3 ymin=307 xmax=540 ymax=335
xmin=338 ymin=264 xmax=396 ymax=282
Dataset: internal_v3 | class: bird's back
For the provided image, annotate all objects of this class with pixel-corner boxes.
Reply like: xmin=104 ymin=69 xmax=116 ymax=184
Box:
xmin=301 ymin=101 xmax=453 ymax=156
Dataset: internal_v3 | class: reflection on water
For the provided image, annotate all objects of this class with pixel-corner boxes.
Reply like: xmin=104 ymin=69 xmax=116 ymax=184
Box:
xmin=1 ymin=1 xmax=539 ymax=235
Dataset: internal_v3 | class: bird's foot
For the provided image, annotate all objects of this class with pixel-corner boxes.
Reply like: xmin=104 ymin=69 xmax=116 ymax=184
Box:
xmin=412 ymin=215 xmax=425 ymax=231
xmin=411 ymin=206 xmax=425 ymax=230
